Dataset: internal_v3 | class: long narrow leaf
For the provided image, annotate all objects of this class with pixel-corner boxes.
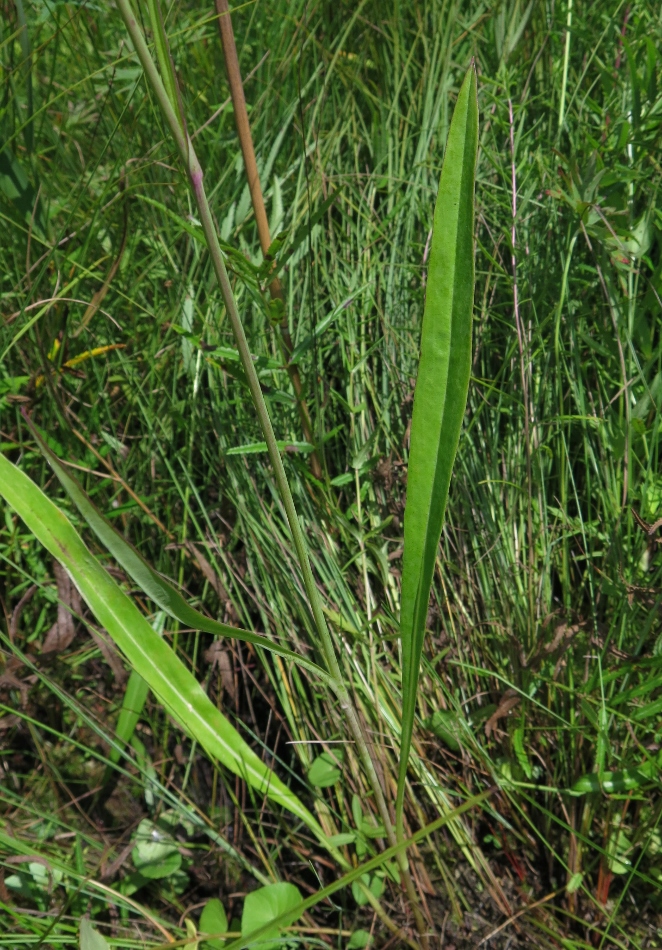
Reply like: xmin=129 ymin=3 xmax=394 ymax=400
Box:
xmin=397 ymin=66 xmax=479 ymax=828
xmin=24 ymin=418 xmax=331 ymax=685
xmin=0 ymin=453 xmax=327 ymax=841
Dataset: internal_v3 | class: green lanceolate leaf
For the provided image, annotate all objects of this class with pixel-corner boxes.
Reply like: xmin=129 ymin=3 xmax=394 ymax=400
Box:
xmin=109 ymin=668 xmax=151 ymax=766
xmin=0 ymin=453 xmax=326 ymax=841
xmin=24 ymin=419 xmax=331 ymax=686
xmin=397 ymin=65 xmax=478 ymax=829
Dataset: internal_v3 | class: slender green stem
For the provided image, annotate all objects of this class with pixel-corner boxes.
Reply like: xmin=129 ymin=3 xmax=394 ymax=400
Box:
xmin=14 ymin=0 xmax=33 ymax=154
xmin=114 ymin=4 xmax=427 ymax=942
xmin=116 ymin=0 xmax=330 ymax=666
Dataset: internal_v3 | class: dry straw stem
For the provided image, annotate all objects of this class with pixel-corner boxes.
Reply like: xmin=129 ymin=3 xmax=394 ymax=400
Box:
xmin=115 ymin=0 xmax=428 ymax=942
xmin=214 ymin=0 xmax=322 ymax=480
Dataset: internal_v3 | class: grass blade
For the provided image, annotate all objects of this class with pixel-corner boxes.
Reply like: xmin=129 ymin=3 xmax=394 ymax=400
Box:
xmin=397 ymin=65 xmax=479 ymax=831
xmin=25 ymin=418 xmax=331 ymax=685
xmin=108 ymin=668 xmax=150 ymax=767
xmin=145 ymin=0 xmax=186 ymax=134
xmin=0 ymin=452 xmax=327 ymax=841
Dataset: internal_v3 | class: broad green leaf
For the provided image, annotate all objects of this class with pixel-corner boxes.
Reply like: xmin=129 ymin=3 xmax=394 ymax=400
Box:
xmin=513 ymin=725 xmax=533 ymax=779
xmin=79 ymin=919 xmax=110 ymax=950
xmin=0 ymin=453 xmax=326 ymax=840
xmin=131 ymin=818 xmax=181 ymax=880
xmin=397 ymin=65 xmax=478 ymax=828
xmin=133 ymin=847 xmax=182 ymax=880
xmin=351 ymin=873 xmax=384 ymax=906
xmin=326 ymin=832 xmax=356 ymax=847
xmin=25 ymin=419 xmax=331 ymax=686
xmin=307 ymin=750 xmax=343 ymax=787
xmin=241 ymin=882 xmax=302 ymax=950
xmin=347 ymin=931 xmax=372 ymax=950
xmin=607 ymin=824 xmax=632 ymax=874
xmin=566 ymin=872 xmax=583 ymax=894
xmin=200 ymin=898 xmax=229 ymax=949
xmin=184 ymin=919 xmax=198 ymax=950
xmin=108 ymin=670 xmax=151 ymax=765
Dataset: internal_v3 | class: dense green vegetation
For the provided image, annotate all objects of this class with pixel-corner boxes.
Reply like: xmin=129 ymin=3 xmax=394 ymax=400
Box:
xmin=2 ymin=1 xmax=662 ymax=947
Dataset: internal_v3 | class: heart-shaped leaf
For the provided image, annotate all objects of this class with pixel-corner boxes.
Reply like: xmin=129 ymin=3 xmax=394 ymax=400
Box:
xmin=241 ymin=882 xmax=302 ymax=950
xmin=131 ymin=819 xmax=181 ymax=880
xmin=200 ymin=897 xmax=228 ymax=949
xmin=307 ymin=751 xmax=343 ymax=788
xmin=79 ymin=919 xmax=110 ymax=950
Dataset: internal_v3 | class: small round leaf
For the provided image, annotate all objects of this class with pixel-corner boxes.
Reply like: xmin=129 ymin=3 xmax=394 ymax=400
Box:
xmin=241 ymin=882 xmax=302 ymax=950
xmin=308 ymin=752 xmax=342 ymax=788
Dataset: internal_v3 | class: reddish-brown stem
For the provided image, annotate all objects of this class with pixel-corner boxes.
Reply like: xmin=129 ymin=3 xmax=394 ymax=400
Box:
xmin=214 ymin=0 xmax=322 ymax=480
xmin=508 ymin=99 xmax=535 ymax=641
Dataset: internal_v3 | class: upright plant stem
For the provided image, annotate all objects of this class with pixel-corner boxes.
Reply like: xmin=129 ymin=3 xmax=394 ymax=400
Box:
xmin=14 ymin=0 xmax=33 ymax=154
xmin=508 ymin=98 xmax=534 ymax=645
xmin=558 ymin=0 xmax=573 ymax=132
xmin=213 ymin=0 xmax=322 ymax=480
xmin=115 ymin=2 xmax=427 ymax=943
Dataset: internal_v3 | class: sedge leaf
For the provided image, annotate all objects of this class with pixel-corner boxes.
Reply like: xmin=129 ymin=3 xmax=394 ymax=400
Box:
xmin=397 ymin=65 xmax=478 ymax=828
xmin=0 ymin=453 xmax=327 ymax=841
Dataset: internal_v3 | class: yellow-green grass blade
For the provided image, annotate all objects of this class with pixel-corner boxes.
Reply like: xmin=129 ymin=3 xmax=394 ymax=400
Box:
xmin=0 ymin=452 xmax=326 ymax=841
xmin=24 ymin=419 xmax=331 ymax=686
xmin=397 ymin=65 xmax=479 ymax=831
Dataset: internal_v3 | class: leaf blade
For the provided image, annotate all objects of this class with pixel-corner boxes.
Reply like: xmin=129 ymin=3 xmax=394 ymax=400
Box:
xmin=397 ymin=65 xmax=479 ymax=827
xmin=0 ymin=453 xmax=325 ymax=839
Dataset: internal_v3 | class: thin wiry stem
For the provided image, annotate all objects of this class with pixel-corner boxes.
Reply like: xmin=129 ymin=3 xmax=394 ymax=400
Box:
xmin=114 ymin=1 xmax=427 ymax=942
xmin=214 ymin=0 xmax=322 ymax=479
xmin=508 ymin=97 xmax=534 ymax=645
